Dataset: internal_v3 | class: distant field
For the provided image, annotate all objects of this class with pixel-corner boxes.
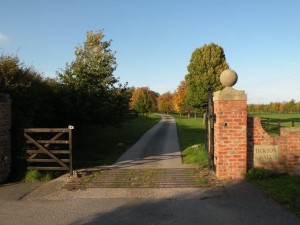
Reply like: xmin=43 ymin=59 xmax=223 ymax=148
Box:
xmin=248 ymin=113 xmax=300 ymax=136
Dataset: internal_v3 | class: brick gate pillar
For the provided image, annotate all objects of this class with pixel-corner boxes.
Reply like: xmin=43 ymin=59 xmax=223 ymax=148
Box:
xmin=213 ymin=70 xmax=247 ymax=180
xmin=0 ymin=93 xmax=11 ymax=183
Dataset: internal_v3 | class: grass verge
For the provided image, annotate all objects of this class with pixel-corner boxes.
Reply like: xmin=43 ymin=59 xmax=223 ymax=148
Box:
xmin=247 ymin=168 xmax=300 ymax=216
xmin=173 ymin=114 xmax=208 ymax=168
xmin=23 ymin=170 xmax=62 ymax=183
xmin=73 ymin=114 xmax=161 ymax=168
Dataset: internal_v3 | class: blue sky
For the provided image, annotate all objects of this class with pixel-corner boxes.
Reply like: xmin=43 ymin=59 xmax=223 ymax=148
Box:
xmin=0 ymin=0 xmax=300 ymax=103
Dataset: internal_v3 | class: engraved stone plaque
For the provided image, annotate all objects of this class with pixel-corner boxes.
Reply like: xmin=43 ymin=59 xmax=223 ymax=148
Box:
xmin=254 ymin=145 xmax=279 ymax=165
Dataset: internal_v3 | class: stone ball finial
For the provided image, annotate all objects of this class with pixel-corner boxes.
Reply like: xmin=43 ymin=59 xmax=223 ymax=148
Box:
xmin=220 ymin=69 xmax=238 ymax=87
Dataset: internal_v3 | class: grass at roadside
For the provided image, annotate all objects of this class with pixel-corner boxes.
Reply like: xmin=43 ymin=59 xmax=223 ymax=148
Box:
xmin=247 ymin=168 xmax=300 ymax=216
xmin=173 ymin=115 xmax=208 ymax=168
xmin=73 ymin=114 xmax=161 ymax=168
xmin=23 ymin=170 xmax=61 ymax=183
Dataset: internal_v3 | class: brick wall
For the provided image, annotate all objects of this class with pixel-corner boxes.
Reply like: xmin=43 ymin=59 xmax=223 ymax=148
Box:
xmin=247 ymin=117 xmax=300 ymax=175
xmin=0 ymin=93 xmax=11 ymax=183
xmin=247 ymin=117 xmax=287 ymax=172
xmin=283 ymin=128 xmax=300 ymax=175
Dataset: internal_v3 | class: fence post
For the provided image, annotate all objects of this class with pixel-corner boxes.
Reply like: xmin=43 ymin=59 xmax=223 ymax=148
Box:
xmin=267 ymin=118 xmax=270 ymax=132
xmin=292 ymin=120 xmax=295 ymax=127
xmin=68 ymin=125 xmax=74 ymax=177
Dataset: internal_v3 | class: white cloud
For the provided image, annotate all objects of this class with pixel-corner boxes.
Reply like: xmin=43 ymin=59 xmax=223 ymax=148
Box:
xmin=0 ymin=32 xmax=9 ymax=44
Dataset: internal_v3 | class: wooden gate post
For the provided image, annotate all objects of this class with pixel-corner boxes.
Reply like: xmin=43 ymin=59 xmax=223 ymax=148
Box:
xmin=68 ymin=125 xmax=74 ymax=176
xmin=205 ymin=85 xmax=215 ymax=168
xmin=213 ymin=70 xmax=248 ymax=180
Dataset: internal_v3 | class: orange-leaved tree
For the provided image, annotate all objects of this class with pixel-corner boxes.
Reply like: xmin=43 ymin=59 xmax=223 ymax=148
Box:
xmin=173 ymin=81 xmax=188 ymax=116
xmin=157 ymin=92 xmax=174 ymax=114
xmin=129 ymin=87 xmax=158 ymax=115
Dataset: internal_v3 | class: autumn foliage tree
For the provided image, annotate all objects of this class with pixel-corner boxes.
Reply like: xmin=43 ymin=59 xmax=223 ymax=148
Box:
xmin=129 ymin=87 xmax=158 ymax=115
xmin=173 ymin=81 xmax=189 ymax=116
xmin=248 ymin=100 xmax=300 ymax=114
xmin=157 ymin=92 xmax=174 ymax=114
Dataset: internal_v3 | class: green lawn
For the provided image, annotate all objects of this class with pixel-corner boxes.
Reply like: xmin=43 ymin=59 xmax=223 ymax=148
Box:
xmin=73 ymin=114 xmax=161 ymax=168
xmin=248 ymin=113 xmax=300 ymax=136
xmin=173 ymin=115 xmax=208 ymax=168
xmin=247 ymin=168 xmax=300 ymax=216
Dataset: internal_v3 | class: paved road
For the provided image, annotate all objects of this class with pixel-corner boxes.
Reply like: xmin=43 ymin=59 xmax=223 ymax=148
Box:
xmin=0 ymin=115 xmax=300 ymax=225
xmin=112 ymin=114 xmax=191 ymax=169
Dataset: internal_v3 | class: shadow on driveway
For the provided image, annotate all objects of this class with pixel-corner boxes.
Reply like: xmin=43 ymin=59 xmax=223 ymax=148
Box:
xmin=70 ymin=181 xmax=300 ymax=225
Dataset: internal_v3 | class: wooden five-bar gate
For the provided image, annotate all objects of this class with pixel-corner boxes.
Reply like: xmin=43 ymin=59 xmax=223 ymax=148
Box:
xmin=24 ymin=126 xmax=74 ymax=176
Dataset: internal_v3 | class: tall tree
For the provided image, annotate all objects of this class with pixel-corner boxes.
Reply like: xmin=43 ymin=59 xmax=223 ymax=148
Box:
xmin=173 ymin=81 xmax=188 ymax=116
xmin=58 ymin=30 xmax=117 ymax=92
xmin=296 ymin=102 xmax=300 ymax=113
xmin=58 ymin=30 xmax=128 ymax=125
xmin=129 ymin=87 xmax=158 ymax=115
xmin=157 ymin=92 xmax=174 ymax=114
xmin=185 ymin=43 xmax=229 ymax=113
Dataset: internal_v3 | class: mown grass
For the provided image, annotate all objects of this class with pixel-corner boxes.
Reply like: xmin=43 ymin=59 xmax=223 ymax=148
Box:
xmin=73 ymin=114 xmax=161 ymax=168
xmin=247 ymin=168 xmax=300 ymax=216
xmin=248 ymin=113 xmax=300 ymax=136
xmin=173 ymin=115 xmax=208 ymax=168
